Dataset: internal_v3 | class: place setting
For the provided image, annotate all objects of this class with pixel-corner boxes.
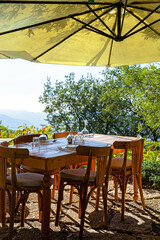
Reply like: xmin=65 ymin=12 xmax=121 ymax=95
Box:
xmin=57 ymin=120 xmax=95 ymax=152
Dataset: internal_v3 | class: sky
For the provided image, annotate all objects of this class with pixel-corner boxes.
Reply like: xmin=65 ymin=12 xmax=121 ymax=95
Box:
xmin=0 ymin=59 xmax=106 ymax=113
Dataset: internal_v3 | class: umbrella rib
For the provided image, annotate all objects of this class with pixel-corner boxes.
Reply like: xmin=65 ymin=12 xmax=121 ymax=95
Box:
xmin=128 ymin=10 xmax=160 ymax=36
xmin=129 ymin=1 xmax=160 ymax=5
xmin=33 ymin=27 xmax=82 ymax=61
xmin=0 ymin=52 xmax=11 ymax=59
xmin=34 ymin=4 xmax=118 ymax=60
xmin=0 ymin=6 xmax=110 ymax=36
xmin=34 ymin=5 xmax=121 ymax=60
xmin=124 ymin=18 xmax=160 ymax=39
xmin=84 ymin=26 xmax=112 ymax=38
xmin=0 ymin=1 xmax=119 ymax=5
xmin=85 ymin=3 xmax=117 ymax=38
xmin=1 ymin=0 xmax=159 ymax=4
xmin=128 ymin=5 xmax=160 ymax=13
xmin=122 ymin=4 xmax=160 ymax=39
xmin=71 ymin=16 xmax=115 ymax=40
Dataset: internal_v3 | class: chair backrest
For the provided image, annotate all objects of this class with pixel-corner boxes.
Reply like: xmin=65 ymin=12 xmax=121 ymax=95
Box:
xmin=14 ymin=134 xmax=47 ymax=145
xmin=0 ymin=141 xmax=9 ymax=147
xmin=76 ymin=145 xmax=113 ymax=187
xmin=0 ymin=145 xmax=29 ymax=189
xmin=53 ymin=132 xmax=78 ymax=139
xmin=113 ymin=138 xmax=144 ymax=174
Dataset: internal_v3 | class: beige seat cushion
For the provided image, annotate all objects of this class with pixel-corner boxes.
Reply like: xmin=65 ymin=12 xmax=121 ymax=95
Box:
xmin=6 ymin=173 xmax=54 ymax=187
xmin=60 ymin=168 xmax=96 ymax=182
xmin=111 ymin=157 xmax=132 ymax=170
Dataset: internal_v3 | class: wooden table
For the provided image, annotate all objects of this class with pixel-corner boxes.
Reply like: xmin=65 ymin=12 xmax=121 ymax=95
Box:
xmin=0 ymin=134 xmax=137 ymax=239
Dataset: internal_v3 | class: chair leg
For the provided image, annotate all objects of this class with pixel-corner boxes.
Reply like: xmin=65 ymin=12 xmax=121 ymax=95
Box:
xmin=78 ymin=185 xmax=83 ymax=218
xmin=8 ymin=189 xmax=16 ymax=240
xmin=113 ymin=176 xmax=119 ymax=202
xmin=51 ymin=178 xmax=57 ymax=199
xmin=51 ymin=173 xmax=60 ymax=199
xmin=121 ymin=176 xmax=126 ymax=221
xmin=95 ymin=187 xmax=100 ymax=211
xmin=133 ymin=175 xmax=138 ymax=202
xmin=21 ymin=194 xmax=29 ymax=227
xmin=69 ymin=186 xmax=74 ymax=203
xmin=69 ymin=165 xmax=75 ymax=204
xmin=38 ymin=191 xmax=43 ymax=222
xmin=55 ymin=180 xmax=64 ymax=226
xmin=136 ymin=174 xmax=145 ymax=209
xmin=102 ymin=185 xmax=108 ymax=227
xmin=0 ymin=189 xmax=7 ymax=227
xmin=79 ymin=186 xmax=88 ymax=240
xmin=16 ymin=191 xmax=21 ymax=212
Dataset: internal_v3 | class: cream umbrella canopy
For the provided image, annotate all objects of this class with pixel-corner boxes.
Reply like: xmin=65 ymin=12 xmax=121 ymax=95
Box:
xmin=0 ymin=0 xmax=160 ymax=66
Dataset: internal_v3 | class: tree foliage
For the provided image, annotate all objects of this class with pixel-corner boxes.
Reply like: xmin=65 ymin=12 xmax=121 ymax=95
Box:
xmin=122 ymin=65 xmax=160 ymax=140
xmin=39 ymin=64 xmax=160 ymax=141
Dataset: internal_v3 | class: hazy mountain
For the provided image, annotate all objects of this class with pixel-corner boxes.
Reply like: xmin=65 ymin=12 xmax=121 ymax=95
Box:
xmin=0 ymin=109 xmax=48 ymax=130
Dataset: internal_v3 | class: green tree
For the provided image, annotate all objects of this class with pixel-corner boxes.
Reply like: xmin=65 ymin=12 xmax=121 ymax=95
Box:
xmin=39 ymin=64 xmax=160 ymax=140
xmin=38 ymin=73 xmax=138 ymax=136
xmin=124 ymin=65 xmax=160 ymax=141
xmin=39 ymin=74 xmax=106 ymax=132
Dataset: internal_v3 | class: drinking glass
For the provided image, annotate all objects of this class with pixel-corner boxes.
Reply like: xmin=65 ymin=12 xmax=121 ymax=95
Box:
xmin=32 ymin=137 xmax=40 ymax=152
xmin=74 ymin=132 xmax=84 ymax=144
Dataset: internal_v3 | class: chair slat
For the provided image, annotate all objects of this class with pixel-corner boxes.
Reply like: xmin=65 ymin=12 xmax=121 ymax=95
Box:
xmin=96 ymin=156 xmax=108 ymax=186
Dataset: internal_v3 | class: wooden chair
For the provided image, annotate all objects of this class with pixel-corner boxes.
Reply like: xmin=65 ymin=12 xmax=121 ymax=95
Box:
xmin=55 ymin=145 xmax=113 ymax=239
xmin=13 ymin=134 xmax=58 ymax=201
xmin=51 ymin=131 xmax=77 ymax=200
xmin=13 ymin=134 xmax=46 ymax=145
xmin=111 ymin=138 xmax=145 ymax=220
xmin=13 ymin=134 xmax=48 ymax=173
xmin=53 ymin=131 xmax=77 ymax=139
xmin=53 ymin=131 xmax=97 ymax=203
xmin=0 ymin=145 xmax=51 ymax=240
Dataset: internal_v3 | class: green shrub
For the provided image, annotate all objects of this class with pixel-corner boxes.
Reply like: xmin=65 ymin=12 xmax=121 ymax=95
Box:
xmin=142 ymin=140 xmax=160 ymax=188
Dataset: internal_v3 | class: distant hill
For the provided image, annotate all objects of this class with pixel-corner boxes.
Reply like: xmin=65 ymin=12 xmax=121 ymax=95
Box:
xmin=0 ymin=109 xmax=48 ymax=130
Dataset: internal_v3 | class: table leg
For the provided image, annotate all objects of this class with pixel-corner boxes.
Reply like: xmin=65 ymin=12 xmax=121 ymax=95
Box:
xmin=133 ymin=175 xmax=138 ymax=202
xmin=0 ymin=189 xmax=6 ymax=226
xmin=42 ymin=174 xmax=51 ymax=239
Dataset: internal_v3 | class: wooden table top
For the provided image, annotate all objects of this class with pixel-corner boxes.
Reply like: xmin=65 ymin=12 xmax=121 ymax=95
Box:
xmin=10 ymin=134 xmax=137 ymax=173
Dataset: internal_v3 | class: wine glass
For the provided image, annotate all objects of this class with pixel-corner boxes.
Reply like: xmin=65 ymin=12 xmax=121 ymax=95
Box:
xmin=69 ymin=123 xmax=73 ymax=132
xmin=82 ymin=120 xmax=89 ymax=136
xmin=74 ymin=131 xmax=84 ymax=144
xmin=39 ymin=124 xmax=48 ymax=142
xmin=137 ymin=134 xmax=142 ymax=139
